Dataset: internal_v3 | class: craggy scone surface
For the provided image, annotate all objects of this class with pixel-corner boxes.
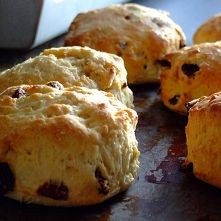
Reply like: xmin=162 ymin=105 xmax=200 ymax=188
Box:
xmin=160 ymin=41 xmax=221 ymax=114
xmin=0 ymin=46 xmax=133 ymax=108
xmin=186 ymin=92 xmax=221 ymax=188
xmin=0 ymin=82 xmax=139 ymax=206
xmin=193 ymin=13 xmax=221 ymax=44
xmin=65 ymin=3 xmax=185 ymax=84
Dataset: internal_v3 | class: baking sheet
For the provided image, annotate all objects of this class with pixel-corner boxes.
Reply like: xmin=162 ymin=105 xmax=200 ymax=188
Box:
xmin=0 ymin=85 xmax=221 ymax=221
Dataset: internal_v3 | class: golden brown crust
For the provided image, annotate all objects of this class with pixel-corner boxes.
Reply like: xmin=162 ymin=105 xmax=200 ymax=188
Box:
xmin=160 ymin=41 xmax=221 ymax=114
xmin=0 ymin=46 xmax=133 ymax=108
xmin=64 ymin=3 xmax=185 ymax=84
xmin=193 ymin=14 xmax=221 ymax=44
xmin=186 ymin=92 xmax=221 ymax=188
xmin=0 ymin=83 xmax=139 ymax=206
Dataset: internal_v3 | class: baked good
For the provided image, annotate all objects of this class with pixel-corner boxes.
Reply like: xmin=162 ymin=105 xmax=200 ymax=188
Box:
xmin=0 ymin=46 xmax=133 ymax=108
xmin=193 ymin=14 xmax=221 ymax=44
xmin=64 ymin=3 xmax=186 ymax=84
xmin=186 ymin=92 xmax=221 ymax=188
xmin=160 ymin=41 xmax=221 ymax=114
xmin=0 ymin=82 xmax=139 ymax=206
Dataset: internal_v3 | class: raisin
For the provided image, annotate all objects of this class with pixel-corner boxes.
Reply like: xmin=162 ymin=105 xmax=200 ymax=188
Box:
xmin=181 ymin=63 xmax=200 ymax=77
xmin=122 ymin=83 xmax=128 ymax=89
xmin=95 ymin=168 xmax=109 ymax=194
xmin=46 ymin=81 xmax=64 ymax=90
xmin=117 ymin=51 xmax=122 ymax=56
xmin=124 ymin=15 xmax=130 ymax=20
xmin=143 ymin=64 xmax=147 ymax=70
xmin=0 ymin=162 xmax=15 ymax=195
xmin=37 ymin=180 xmax=68 ymax=200
xmin=180 ymin=162 xmax=193 ymax=173
xmin=179 ymin=40 xmax=186 ymax=49
xmin=12 ymin=88 xmax=26 ymax=98
xmin=157 ymin=59 xmax=171 ymax=68
xmin=119 ymin=42 xmax=127 ymax=49
xmin=169 ymin=95 xmax=180 ymax=105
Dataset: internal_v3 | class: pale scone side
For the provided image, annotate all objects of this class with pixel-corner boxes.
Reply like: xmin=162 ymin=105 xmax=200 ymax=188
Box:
xmin=0 ymin=84 xmax=139 ymax=206
xmin=186 ymin=92 xmax=221 ymax=188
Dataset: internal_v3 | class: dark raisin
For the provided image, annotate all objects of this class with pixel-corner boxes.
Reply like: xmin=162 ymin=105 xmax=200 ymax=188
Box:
xmin=117 ymin=51 xmax=122 ymax=56
xmin=119 ymin=42 xmax=127 ymax=49
xmin=124 ymin=15 xmax=130 ymax=20
xmin=122 ymin=83 xmax=128 ymax=89
xmin=143 ymin=64 xmax=147 ymax=70
xmin=95 ymin=168 xmax=109 ymax=194
xmin=181 ymin=63 xmax=200 ymax=77
xmin=180 ymin=162 xmax=193 ymax=173
xmin=0 ymin=162 xmax=15 ymax=195
xmin=179 ymin=40 xmax=186 ymax=49
xmin=37 ymin=180 xmax=68 ymax=200
xmin=169 ymin=95 xmax=180 ymax=105
xmin=157 ymin=59 xmax=171 ymax=68
xmin=12 ymin=88 xmax=26 ymax=98
xmin=46 ymin=81 xmax=64 ymax=90
xmin=185 ymin=99 xmax=199 ymax=112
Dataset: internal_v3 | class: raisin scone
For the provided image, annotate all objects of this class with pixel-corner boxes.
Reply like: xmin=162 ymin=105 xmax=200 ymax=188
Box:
xmin=160 ymin=41 xmax=221 ymax=114
xmin=186 ymin=92 xmax=221 ymax=188
xmin=193 ymin=14 xmax=221 ymax=44
xmin=64 ymin=3 xmax=186 ymax=84
xmin=0 ymin=46 xmax=133 ymax=108
xmin=0 ymin=82 xmax=139 ymax=206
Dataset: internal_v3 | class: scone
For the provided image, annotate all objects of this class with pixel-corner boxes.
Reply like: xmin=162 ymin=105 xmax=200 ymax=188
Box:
xmin=193 ymin=14 xmax=221 ymax=44
xmin=186 ymin=92 xmax=221 ymax=188
xmin=64 ymin=3 xmax=186 ymax=84
xmin=0 ymin=82 xmax=139 ymax=206
xmin=0 ymin=46 xmax=133 ymax=108
xmin=160 ymin=41 xmax=221 ymax=114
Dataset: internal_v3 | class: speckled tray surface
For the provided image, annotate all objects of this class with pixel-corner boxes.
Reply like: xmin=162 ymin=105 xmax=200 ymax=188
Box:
xmin=0 ymin=81 xmax=221 ymax=221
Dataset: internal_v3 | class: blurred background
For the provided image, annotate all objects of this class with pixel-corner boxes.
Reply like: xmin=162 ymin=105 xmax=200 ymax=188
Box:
xmin=0 ymin=0 xmax=220 ymax=50
xmin=0 ymin=0 xmax=128 ymax=49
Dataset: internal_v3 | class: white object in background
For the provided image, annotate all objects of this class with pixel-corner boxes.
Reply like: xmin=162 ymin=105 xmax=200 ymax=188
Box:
xmin=0 ymin=0 xmax=127 ymax=49
xmin=33 ymin=0 xmax=128 ymax=48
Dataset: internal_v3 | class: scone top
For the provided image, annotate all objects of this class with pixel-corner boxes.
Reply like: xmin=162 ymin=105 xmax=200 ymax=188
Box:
xmin=64 ymin=3 xmax=186 ymax=84
xmin=193 ymin=13 xmax=221 ymax=44
xmin=0 ymin=46 xmax=133 ymax=108
xmin=187 ymin=92 xmax=221 ymax=112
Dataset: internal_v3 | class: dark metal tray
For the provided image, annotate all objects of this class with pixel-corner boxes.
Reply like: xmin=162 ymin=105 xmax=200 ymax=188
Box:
xmin=0 ymin=83 xmax=221 ymax=221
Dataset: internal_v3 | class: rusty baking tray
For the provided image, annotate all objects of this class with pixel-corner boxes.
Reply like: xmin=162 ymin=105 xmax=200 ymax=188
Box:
xmin=1 ymin=0 xmax=221 ymax=220
xmin=0 ymin=84 xmax=221 ymax=221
